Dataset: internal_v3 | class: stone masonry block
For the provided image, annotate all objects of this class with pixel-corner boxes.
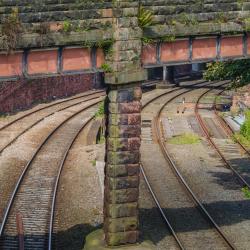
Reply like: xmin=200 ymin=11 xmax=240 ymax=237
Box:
xmin=107 ymin=151 xmax=140 ymax=165
xmin=109 ymin=102 xmax=141 ymax=114
xmin=108 ymin=137 xmax=141 ymax=151
xmin=108 ymin=125 xmax=141 ymax=138
xmin=105 ymin=202 xmax=138 ymax=218
xmin=109 ymin=114 xmax=141 ymax=126
xmin=105 ymin=175 xmax=140 ymax=190
xmin=108 ymin=87 xmax=142 ymax=103
xmin=104 ymin=217 xmax=138 ymax=233
xmin=105 ymin=70 xmax=147 ymax=85
xmin=106 ymin=164 xmax=140 ymax=178
xmin=105 ymin=188 xmax=139 ymax=204
xmin=106 ymin=231 xmax=139 ymax=246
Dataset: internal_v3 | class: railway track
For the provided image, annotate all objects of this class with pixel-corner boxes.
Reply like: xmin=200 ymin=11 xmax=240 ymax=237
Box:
xmin=195 ymin=88 xmax=250 ymax=189
xmin=141 ymin=81 xmax=237 ymax=249
xmin=0 ymin=96 xmax=104 ymax=249
xmin=214 ymin=90 xmax=250 ymax=155
xmin=0 ymin=90 xmax=106 ymax=155
xmin=0 ymin=80 xmax=212 ymax=250
xmin=0 ymin=80 xmax=241 ymax=249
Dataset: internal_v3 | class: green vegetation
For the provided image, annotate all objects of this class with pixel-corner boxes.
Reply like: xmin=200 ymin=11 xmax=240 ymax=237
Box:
xmin=62 ymin=20 xmax=72 ymax=33
xmin=214 ymin=13 xmax=228 ymax=23
xmin=0 ymin=7 xmax=22 ymax=52
xmin=138 ymin=6 xmax=153 ymax=28
xmin=0 ymin=112 xmax=8 ymax=118
xmin=179 ymin=13 xmax=198 ymax=26
xmin=240 ymin=110 xmax=250 ymax=139
xmin=100 ymin=63 xmax=113 ymax=73
xmin=204 ymin=59 xmax=250 ymax=88
xmin=233 ymin=133 xmax=250 ymax=148
xmin=91 ymin=159 xmax=96 ymax=166
xmin=232 ymin=110 xmax=250 ymax=147
xmin=242 ymin=187 xmax=250 ymax=199
xmin=95 ymin=102 xmax=105 ymax=119
xmin=97 ymin=135 xmax=105 ymax=144
xmin=168 ymin=133 xmax=201 ymax=145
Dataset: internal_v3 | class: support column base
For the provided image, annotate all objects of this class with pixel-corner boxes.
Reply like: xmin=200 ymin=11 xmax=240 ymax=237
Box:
xmin=83 ymin=230 xmax=156 ymax=250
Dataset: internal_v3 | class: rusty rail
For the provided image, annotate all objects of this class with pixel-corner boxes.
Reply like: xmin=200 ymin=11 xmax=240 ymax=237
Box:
xmin=150 ymin=81 xmax=236 ymax=249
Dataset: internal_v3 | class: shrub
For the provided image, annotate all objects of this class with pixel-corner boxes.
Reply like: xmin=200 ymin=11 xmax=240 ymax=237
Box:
xmin=240 ymin=110 xmax=250 ymax=140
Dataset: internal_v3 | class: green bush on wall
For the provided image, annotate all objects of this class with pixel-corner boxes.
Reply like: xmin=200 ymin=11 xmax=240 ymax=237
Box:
xmin=240 ymin=110 xmax=250 ymax=140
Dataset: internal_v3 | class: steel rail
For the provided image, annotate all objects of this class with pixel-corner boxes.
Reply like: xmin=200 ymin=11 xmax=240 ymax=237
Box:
xmin=0 ymin=96 xmax=104 ymax=239
xmin=140 ymin=164 xmax=185 ymax=250
xmin=141 ymin=80 xmax=209 ymax=109
xmin=213 ymin=91 xmax=250 ymax=156
xmin=0 ymin=80 xmax=198 ymax=155
xmin=47 ymin=80 xmax=211 ymax=250
xmin=0 ymin=92 xmax=106 ymax=155
xmin=48 ymin=115 xmax=95 ymax=250
xmin=0 ymin=89 xmax=105 ymax=131
xmin=195 ymin=88 xmax=250 ymax=189
xmin=0 ymin=80 xmax=218 ymax=249
xmin=139 ymin=80 xmax=223 ymax=250
xmin=152 ymin=82 xmax=237 ymax=250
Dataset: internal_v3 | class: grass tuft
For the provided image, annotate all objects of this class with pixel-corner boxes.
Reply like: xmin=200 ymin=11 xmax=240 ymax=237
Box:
xmin=168 ymin=133 xmax=201 ymax=145
xmin=95 ymin=102 xmax=104 ymax=119
xmin=233 ymin=133 xmax=250 ymax=148
xmin=242 ymin=187 xmax=250 ymax=199
xmin=91 ymin=159 xmax=96 ymax=166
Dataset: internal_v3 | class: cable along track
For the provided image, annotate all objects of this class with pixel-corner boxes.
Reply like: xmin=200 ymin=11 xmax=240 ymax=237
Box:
xmin=141 ymin=81 xmax=236 ymax=249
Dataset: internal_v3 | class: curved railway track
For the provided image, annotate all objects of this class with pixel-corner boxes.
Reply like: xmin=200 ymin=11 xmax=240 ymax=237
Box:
xmin=141 ymin=81 xmax=237 ymax=249
xmin=214 ymin=90 xmax=250 ymax=155
xmin=0 ymin=90 xmax=106 ymax=155
xmin=0 ymin=80 xmax=237 ymax=250
xmin=0 ymin=96 xmax=104 ymax=249
xmin=0 ymin=80 xmax=210 ymax=250
xmin=195 ymin=88 xmax=250 ymax=189
xmin=0 ymin=90 xmax=105 ymax=132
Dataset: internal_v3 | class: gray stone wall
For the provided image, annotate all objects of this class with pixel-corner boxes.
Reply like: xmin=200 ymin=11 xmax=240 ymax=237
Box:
xmin=1 ymin=0 xmax=250 ymax=51
xmin=142 ymin=0 xmax=250 ymax=38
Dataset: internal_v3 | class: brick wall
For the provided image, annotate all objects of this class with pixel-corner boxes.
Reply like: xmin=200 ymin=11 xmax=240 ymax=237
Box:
xmin=0 ymin=72 xmax=103 ymax=113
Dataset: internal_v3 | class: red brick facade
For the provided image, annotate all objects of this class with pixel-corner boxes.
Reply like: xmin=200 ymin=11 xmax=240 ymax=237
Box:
xmin=0 ymin=73 xmax=103 ymax=113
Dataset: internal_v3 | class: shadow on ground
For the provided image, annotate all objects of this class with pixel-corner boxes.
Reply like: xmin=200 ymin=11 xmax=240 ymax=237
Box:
xmin=54 ymin=198 xmax=250 ymax=249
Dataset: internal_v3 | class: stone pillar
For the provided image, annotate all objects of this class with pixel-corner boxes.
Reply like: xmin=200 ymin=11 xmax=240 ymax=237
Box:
xmin=84 ymin=1 xmax=155 ymax=249
xmin=104 ymin=83 xmax=142 ymax=246
xmin=102 ymin=0 xmax=148 ymax=247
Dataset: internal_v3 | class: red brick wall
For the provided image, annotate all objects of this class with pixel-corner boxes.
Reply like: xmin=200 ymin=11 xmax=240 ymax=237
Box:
xmin=0 ymin=73 xmax=104 ymax=113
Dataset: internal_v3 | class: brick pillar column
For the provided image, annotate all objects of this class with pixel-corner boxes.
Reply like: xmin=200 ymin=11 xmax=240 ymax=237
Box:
xmin=103 ymin=0 xmax=147 ymax=247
